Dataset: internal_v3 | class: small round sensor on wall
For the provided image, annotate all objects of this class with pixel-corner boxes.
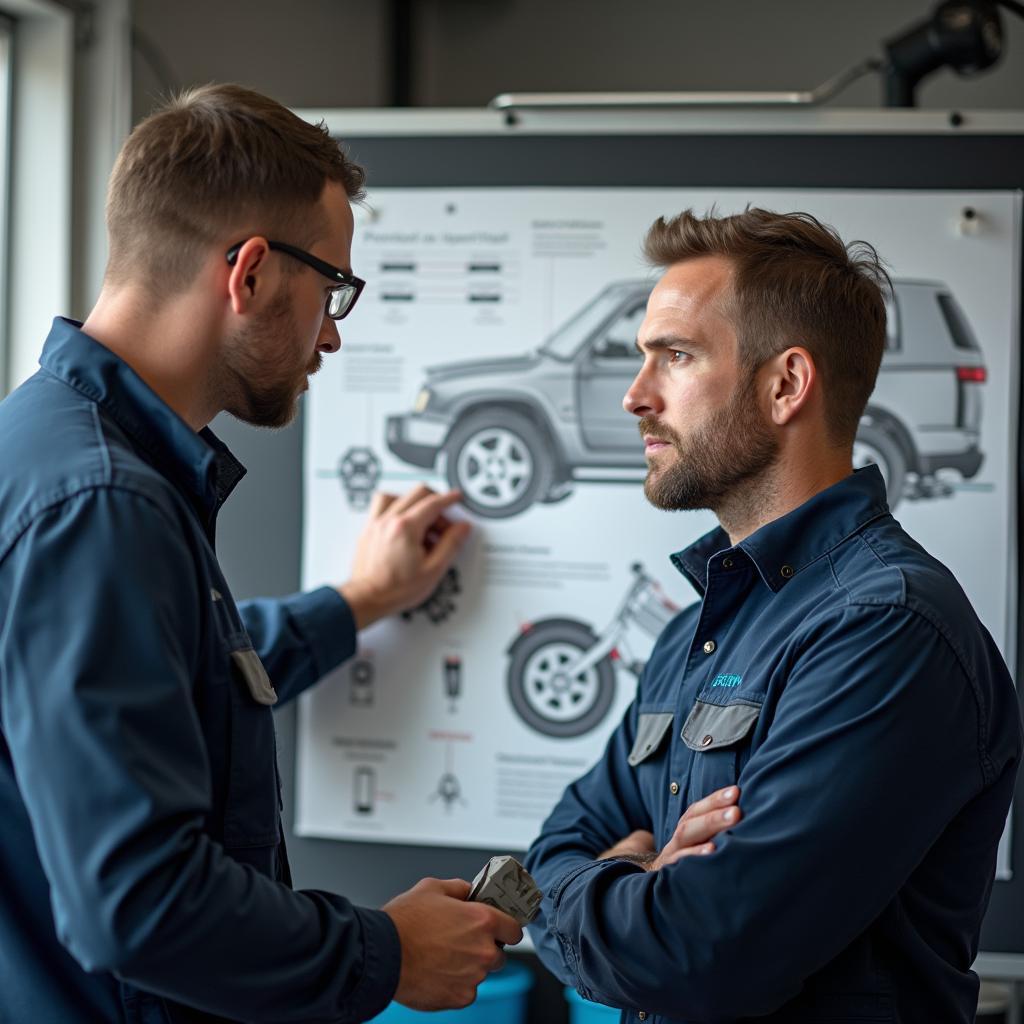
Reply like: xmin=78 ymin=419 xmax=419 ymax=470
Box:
xmin=955 ymin=205 xmax=983 ymax=236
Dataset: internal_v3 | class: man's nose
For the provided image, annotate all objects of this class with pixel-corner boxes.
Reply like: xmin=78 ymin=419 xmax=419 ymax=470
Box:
xmin=623 ymin=365 xmax=660 ymax=418
xmin=317 ymin=313 xmax=341 ymax=354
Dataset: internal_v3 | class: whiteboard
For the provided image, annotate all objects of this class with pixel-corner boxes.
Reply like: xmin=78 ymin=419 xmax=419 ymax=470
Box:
xmin=297 ymin=186 xmax=1020 ymax=875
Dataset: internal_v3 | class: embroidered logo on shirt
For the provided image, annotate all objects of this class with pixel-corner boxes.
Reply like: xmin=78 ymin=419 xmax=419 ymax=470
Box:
xmin=710 ymin=673 xmax=742 ymax=688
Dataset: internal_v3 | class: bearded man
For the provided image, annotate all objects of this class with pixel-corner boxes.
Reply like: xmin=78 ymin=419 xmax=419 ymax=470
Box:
xmin=524 ymin=208 xmax=1021 ymax=1024
xmin=0 ymin=85 xmax=521 ymax=1024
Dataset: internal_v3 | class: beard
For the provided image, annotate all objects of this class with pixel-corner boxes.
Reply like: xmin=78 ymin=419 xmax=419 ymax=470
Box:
xmin=641 ymin=372 xmax=779 ymax=512
xmin=220 ymin=285 xmax=322 ymax=429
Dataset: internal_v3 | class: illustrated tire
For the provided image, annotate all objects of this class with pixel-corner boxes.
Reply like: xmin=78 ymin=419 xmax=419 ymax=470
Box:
xmin=506 ymin=619 xmax=617 ymax=738
xmin=853 ymin=424 xmax=907 ymax=509
xmin=443 ymin=409 xmax=552 ymax=518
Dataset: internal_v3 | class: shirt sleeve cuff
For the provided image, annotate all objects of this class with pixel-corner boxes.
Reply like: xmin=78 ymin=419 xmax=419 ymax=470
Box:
xmin=277 ymin=587 xmax=357 ymax=679
xmin=550 ymin=859 xmax=614 ymax=907
xmin=345 ymin=907 xmax=402 ymax=1022
xmin=549 ymin=858 xmax=642 ymax=999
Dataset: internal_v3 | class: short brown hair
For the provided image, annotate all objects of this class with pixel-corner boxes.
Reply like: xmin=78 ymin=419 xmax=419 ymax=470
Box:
xmin=644 ymin=208 xmax=891 ymax=445
xmin=105 ymin=83 xmax=366 ymax=294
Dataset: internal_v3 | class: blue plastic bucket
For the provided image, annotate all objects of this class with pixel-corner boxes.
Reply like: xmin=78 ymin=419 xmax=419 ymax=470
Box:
xmin=565 ymin=986 xmax=621 ymax=1023
xmin=369 ymin=960 xmax=533 ymax=1024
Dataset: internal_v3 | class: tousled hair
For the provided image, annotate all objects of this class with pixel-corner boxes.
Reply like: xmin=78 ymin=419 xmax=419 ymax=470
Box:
xmin=644 ymin=208 xmax=891 ymax=445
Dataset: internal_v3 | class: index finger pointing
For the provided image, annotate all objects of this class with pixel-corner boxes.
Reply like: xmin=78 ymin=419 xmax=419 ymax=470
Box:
xmin=386 ymin=483 xmax=437 ymax=516
xmin=406 ymin=490 xmax=465 ymax=533
xmin=369 ymin=491 xmax=398 ymax=518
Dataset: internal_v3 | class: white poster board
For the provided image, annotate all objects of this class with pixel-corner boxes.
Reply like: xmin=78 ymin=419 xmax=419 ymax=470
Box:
xmin=297 ymin=187 xmax=1021 ymax=876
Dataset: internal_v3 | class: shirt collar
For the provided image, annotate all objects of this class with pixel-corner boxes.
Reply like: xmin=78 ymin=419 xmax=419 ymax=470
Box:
xmin=671 ymin=466 xmax=891 ymax=596
xmin=38 ymin=318 xmax=246 ymax=517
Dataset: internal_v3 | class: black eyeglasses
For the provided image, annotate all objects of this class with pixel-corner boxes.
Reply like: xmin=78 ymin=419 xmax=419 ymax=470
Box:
xmin=226 ymin=239 xmax=366 ymax=320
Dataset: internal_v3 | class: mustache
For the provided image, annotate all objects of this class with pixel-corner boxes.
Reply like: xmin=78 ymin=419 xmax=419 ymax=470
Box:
xmin=308 ymin=352 xmax=323 ymax=376
xmin=638 ymin=415 xmax=683 ymax=447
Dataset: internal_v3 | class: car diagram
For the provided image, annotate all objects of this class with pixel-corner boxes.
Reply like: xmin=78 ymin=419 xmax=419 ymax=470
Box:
xmin=386 ymin=279 xmax=986 ymax=517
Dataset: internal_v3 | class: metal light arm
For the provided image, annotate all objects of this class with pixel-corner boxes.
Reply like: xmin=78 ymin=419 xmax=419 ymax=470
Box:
xmin=490 ymin=58 xmax=882 ymax=112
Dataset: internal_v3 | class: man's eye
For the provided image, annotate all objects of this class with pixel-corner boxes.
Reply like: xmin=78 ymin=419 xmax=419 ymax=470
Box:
xmin=668 ymin=350 xmax=688 ymax=363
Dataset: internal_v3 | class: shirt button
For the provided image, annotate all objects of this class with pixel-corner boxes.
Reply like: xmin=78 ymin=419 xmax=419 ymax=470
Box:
xmin=701 ymin=735 xmax=713 ymax=747
xmin=703 ymin=640 xmax=716 ymax=654
xmin=722 ymin=556 xmax=734 ymax=569
xmin=780 ymin=564 xmax=795 ymax=579
xmin=669 ymin=781 xmax=679 ymax=795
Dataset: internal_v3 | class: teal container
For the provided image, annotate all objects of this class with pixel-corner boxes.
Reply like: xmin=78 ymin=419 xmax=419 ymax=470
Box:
xmin=369 ymin=961 xmax=533 ymax=1024
xmin=565 ymin=986 xmax=621 ymax=1023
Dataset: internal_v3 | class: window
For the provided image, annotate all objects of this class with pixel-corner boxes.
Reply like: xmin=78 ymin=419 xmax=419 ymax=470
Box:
xmin=883 ymin=292 xmax=900 ymax=352
xmin=1 ymin=0 xmax=74 ymax=394
xmin=936 ymin=291 xmax=980 ymax=352
xmin=540 ymin=289 xmax=629 ymax=360
xmin=593 ymin=301 xmax=646 ymax=360
xmin=0 ymin=16 xmax=11 ymax=393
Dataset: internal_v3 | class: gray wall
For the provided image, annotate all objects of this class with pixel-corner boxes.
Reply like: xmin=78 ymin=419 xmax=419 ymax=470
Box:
xmin=132 ymin=0 xmax=1024 ymax=116
xmin=131 ymin=0 xmax=387 ymax=115
xmin=414 ymin=0 xmax=1024 ymax=108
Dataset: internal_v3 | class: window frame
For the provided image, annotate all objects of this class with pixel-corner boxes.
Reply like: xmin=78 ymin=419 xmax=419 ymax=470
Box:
xmin=0 ymin=0 xmax=73 ymax=397
xmin=0 ymin=16 xmax=11 ymax=395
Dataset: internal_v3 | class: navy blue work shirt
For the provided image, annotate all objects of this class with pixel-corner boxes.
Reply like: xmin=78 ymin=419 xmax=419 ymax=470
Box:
xmin=525 ymin=468 xmax=1021 ymax=1024
xmin=0 ymin=319 xmax=399 ymax=1022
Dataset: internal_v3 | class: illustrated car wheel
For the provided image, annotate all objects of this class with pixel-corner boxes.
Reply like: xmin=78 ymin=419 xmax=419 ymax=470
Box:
xmin=443 ymin=410 xmax=552 ymax=518
xmin=507 ymin=619 xmax=617 ymax=738
xmin=853 ymin=425 xmax=907 ymax=509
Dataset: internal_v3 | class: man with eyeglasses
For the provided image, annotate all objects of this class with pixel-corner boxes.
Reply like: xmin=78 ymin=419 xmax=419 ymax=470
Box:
xmin=0 ymin=84 xmax=520 ymax=1023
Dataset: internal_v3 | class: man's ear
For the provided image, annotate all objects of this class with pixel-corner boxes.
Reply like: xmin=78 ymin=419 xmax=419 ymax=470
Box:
xmin=767 ymin=346 xmax=816 ymax=427
xmin=226 ymin=237 xmax=271 ymax=315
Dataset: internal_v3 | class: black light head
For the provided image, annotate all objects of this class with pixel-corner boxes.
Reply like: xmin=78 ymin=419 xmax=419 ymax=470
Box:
xmin=884 ymin=0 xmax=1005 ymax=106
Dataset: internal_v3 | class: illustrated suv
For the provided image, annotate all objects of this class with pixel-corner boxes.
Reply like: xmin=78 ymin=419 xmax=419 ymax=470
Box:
xmin=386 ymin=279 xmax=985 ymax=518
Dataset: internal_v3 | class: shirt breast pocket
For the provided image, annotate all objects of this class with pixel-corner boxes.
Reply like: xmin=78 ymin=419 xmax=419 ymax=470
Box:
xmin=222 ymin=646 xmax=282 ymax=849
xmin=628 ymin=711 xmax=675 ymax=767
xmin=681 ymin=696 xmax=763 ymax=800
